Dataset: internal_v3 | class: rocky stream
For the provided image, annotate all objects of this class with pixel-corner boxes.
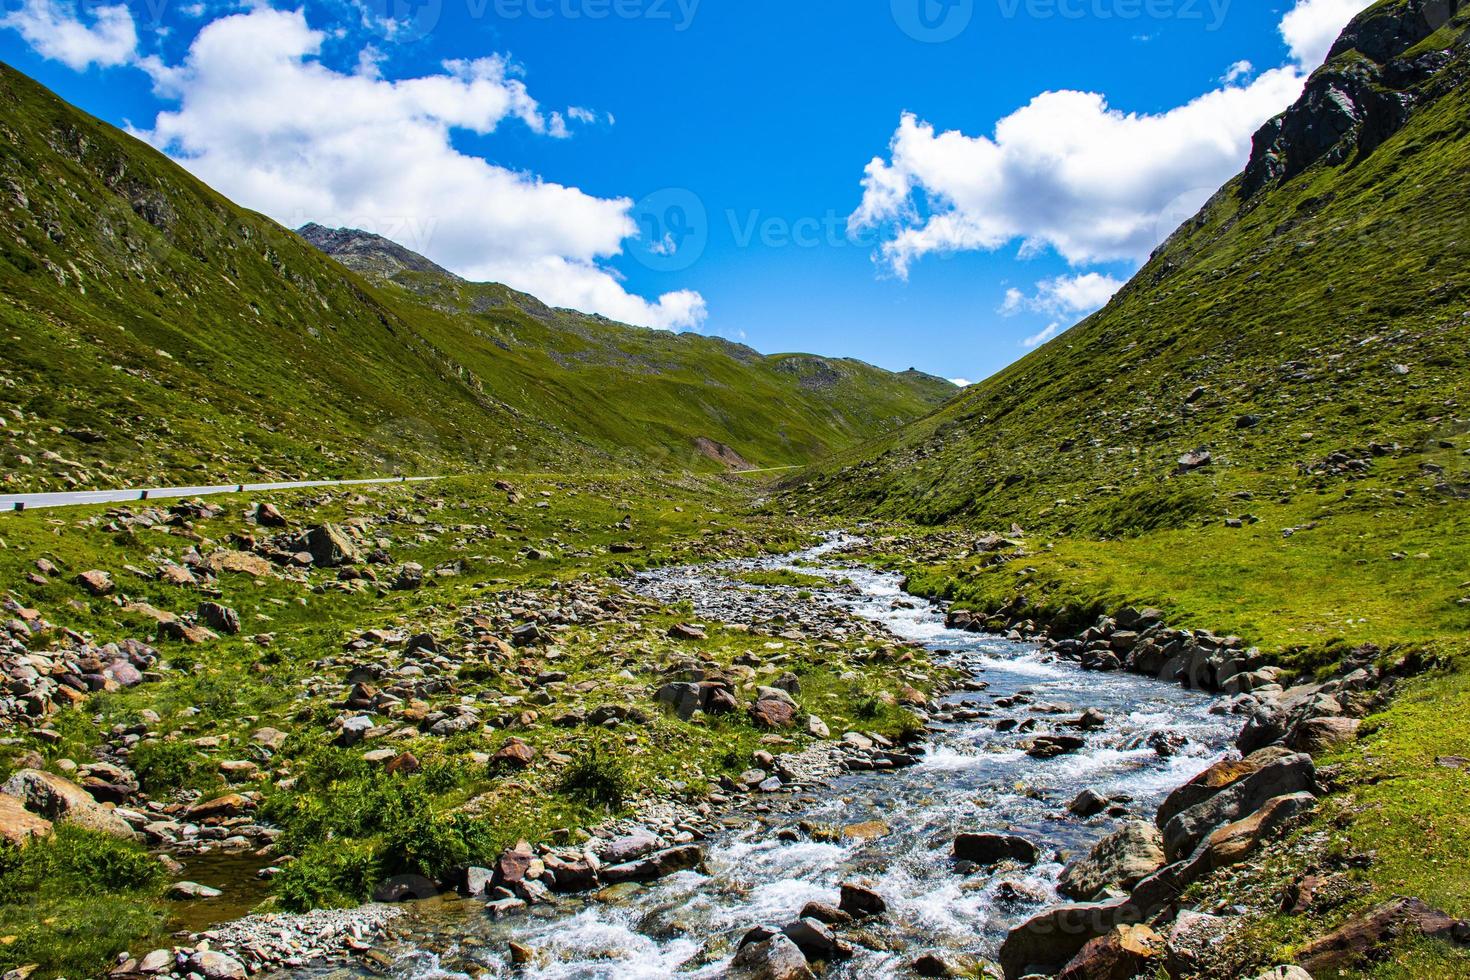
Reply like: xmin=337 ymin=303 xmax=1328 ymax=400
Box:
xmin=253 ymin=534 xmax=1241 ymax=979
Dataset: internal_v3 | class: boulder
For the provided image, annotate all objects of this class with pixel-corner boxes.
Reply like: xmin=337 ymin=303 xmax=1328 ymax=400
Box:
xmin=1 ymin=769 xmax=134 ymax=838
xmin=1287 ymin=716 xmax=1360 ymax=753
xmin=1069 ymin=789 xmax=1108 ymax=818
xmin=196 ymin=602 xmax=240 ymax=635
xmin=1161 ymin=753 xmax=1316 ymax=861
xmin=1237 ymin=703 xmax=1290 ymax=754
xmin=781 ymin=917 xmax=853 ymax=961
xmin=1059 ymin=923 xmax=1163 ymax=980
xmin=184 ymin=794 xmax=251 ymax=821
xmin=1027 ymin=734 xmax=1086 ymax=758
xmin=187 ymin=951 xmax=247 ymax=980
xmin=749 ymin=697 xmax=796 ymax=729
xmin=598 ymin=829 xmax=662 ymax=865
xmin=953 ymin=832 xmax=1039 ymax=867
xmin=303 ymin=523 xmax=359 ymax=567
xmin=209 ymin=551 xmax=274 ymax=578
xmin=998 ymin=898 xmax=1135 ymax=980
xmin=601 ymin=844 xmax=703 ymax=883
xmin=254 ymin=502 xmax=288 ymax=527
xmin=494 ymin=840 xmax=536 ymax=887
xmin=729 ymin=933 xmax=814 ymax=980
xmin=654 ymin=682 xmax=702 ymax=720
xmin=491 ymin=739 xmax=536 ymax=769
xmin=1249 ymin=969 xmax=1312 ymax=980
xmin=0 ymin=792 xmax=52 ymax=845
xmin=839 ymin=880 xmax=887 ymax=917
xmin=167 ymin=880 xmax=222 ymax=899
xmin=138 ymin=949 xmax=176 ymax=974
xmin=1058 ymin=821 xmax=1166 ymax=901
xmin=1296 ymin=897 xmax=1470 ymax=973
xmin=75 ymin=570 xmax=114 ymax=596
xmin=1202 ymin=792 xmax=1317 ymax=870
xmin=1156 ymin=746 xmax=1295 ymax=828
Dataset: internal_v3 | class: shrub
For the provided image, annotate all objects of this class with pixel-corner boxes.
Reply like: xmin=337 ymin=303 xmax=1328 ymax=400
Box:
xmin=130 ymin=739 xmax=205 ymax=794
xmin=558 ymin=736 xmax=634 ymax=810
xmin=272 ymin=840 xmax=378 ymax=912
xmin=1 ymin=823 xmax=165 ymax=895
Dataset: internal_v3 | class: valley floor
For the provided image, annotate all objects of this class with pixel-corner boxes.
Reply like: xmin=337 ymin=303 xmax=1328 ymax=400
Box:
xmin=0 ymin=472 xmax=1466 ymax=978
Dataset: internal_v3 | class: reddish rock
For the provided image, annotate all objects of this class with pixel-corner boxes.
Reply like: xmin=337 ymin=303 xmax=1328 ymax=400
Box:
xmin=749 ymin=698 xmax=796 ymax=729
xmin=494 ymin=840 xmax=536 ymax=886
xmin=185 ymin=793 xmax=252 ymax=821
xmin=1059 ymin=924 xmax=1163 ymax=980
xmin=0 ymin=793 xmax=52 ymax=845
xmin=491 ymin=739 xmax=536 ymax=769
xmin=385 ymin=751 xmax=421 ymax=776
xmin=75 ymin=570 xmax=114 ymax=596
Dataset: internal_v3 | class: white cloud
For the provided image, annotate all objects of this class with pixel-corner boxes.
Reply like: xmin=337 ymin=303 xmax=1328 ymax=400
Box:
xmin=1 ymin=0 xmax=137 ymax=70
xmin=567 ymin=106 xmax=596 ymax=123
xmin=1280 ymin=0 xmax=1375 ymax=69
xmin=851 ymin=0 xmax=1374 ymax=280
xmin=1222 ymin=60 xmax=1254 ymax=84
xmin=947 ymin=378 xmax=972 ymax=387
xmin=1 ymin=4 xmax=699 ymax=330
xmin=1001 ymin=272 xmax=1124 ymax=317
xmin=1022 ymin=322 xmax=1062 ymax=349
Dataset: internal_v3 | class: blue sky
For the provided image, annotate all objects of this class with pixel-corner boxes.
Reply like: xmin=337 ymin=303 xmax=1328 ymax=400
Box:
xmin=0 ymin=0 xmax=1370 ymax=383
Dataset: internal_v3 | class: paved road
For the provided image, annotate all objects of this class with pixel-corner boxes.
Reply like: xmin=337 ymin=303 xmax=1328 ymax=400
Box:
xmin=1 ymin=475 xmax=438 ymax=512
xmin=1 ymin=465 xmax=802 ymax=513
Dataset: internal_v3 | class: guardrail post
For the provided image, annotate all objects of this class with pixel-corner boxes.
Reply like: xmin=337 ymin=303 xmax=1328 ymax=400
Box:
xmin=139 ymin=490 xmax=148 ymax=500
xmin=13 ymin=502 xmax=23 ymax=512
xmin=237 ymin=484 xmax=245 ymax=493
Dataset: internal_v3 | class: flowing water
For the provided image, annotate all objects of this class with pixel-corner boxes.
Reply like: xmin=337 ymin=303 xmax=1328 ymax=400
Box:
xmin=295 ymin=535 xmax=1235 ymax=979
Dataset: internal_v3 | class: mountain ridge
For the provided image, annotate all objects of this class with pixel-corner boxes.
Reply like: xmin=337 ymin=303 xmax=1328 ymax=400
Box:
xmin=0 ymin=65 xmax=954 ymax=493
xmin=798 ymin=0 xmax=1470 ymax=533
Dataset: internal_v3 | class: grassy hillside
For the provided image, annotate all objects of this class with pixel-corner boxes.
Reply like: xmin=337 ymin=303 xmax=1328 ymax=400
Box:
xmin=802 ymin=0 xmax=1470 ymax=537
xmin=0 ymin=65 xmax=952 ymax=493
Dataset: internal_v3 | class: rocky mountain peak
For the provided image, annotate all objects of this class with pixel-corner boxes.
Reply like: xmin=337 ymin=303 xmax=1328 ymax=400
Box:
xmin=296 ymin=222 xmax=457 ymax=280
xmin=1242 ymin=0 xmax=1467 ymax=197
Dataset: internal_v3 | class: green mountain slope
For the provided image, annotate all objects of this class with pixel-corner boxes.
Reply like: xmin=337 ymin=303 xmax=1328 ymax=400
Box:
xmin=803 ymin=0 xmax=1470 ymax=536
xmin=0 ymin=66 xmax=952 ymax=493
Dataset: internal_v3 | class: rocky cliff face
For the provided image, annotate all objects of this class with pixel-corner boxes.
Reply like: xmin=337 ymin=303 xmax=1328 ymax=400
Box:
xmin=1243 ymin=0 xmax=1468 ymax=195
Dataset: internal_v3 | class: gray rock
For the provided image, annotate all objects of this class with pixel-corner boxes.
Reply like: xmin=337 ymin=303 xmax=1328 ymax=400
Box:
xmin=303 ymin=523 xmax=359 ymax=567
xmin=654 ymin=682 xmax=702 ymax=720
xmin=167 ymin=880 xmax=222 ymax=899
xmin=1058 ymin=821 xmax=1165 ymax=901
xmin=188 ymin=950 xmax=247 ymax=980
xmin=730 ymin=933 xmax=814 ymax=979
xmin=953 ymin=832 xmax=1039 ymax=866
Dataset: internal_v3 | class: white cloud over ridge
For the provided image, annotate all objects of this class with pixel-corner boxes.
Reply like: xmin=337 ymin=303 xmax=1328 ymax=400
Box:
xmin=2 ymin=4 xmax=702 ymax=330
xmin=1001 ymin=272 xmax=1124 ymax=318
xmin=1281 ymin=0 xmax=1375 ymax=70
xmin=0 ymin=0 xmax=137 ymax=70
xmin=850 ymin=0 xmax=1375 ymax=280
